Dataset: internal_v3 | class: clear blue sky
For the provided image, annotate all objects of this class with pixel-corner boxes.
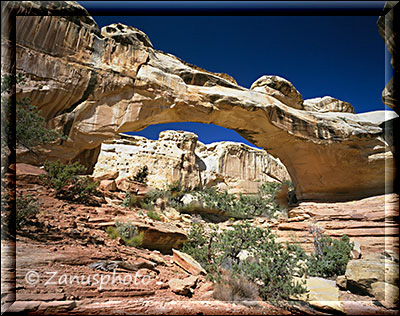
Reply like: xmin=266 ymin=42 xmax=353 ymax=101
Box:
xmin=81 ymin=2 xmax=392 ymax=148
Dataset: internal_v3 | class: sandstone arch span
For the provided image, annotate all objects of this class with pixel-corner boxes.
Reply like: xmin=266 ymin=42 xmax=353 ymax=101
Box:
xmin=9 ymin=1 xmax=396 ymax=201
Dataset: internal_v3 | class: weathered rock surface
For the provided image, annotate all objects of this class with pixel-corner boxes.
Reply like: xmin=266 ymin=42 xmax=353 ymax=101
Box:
xmin=293 ymin=277 xmax=345 ymax=313
xmin=250 ymin=75 xmax=303 ymax=110
xmin=168 ymin=275 xmax=198 ymax=296
xmin=7 ymin=0 xmax=397 ymax=201
xmin=344 ymin=252 xmax=399 ymax=309
xmin=93 ymin=130 xmax=290 ymax=193
xmin=345 ymin=255 xmax=399 ymax=293
xmin=370 ymin=281 xmax=399 ymax=309
xmin=303 ymin=96 xmax=355 ymax=113
xmin=270 ymin=193 xmax=399 ymax=256
xmin=172 ymin=249 xmax=207 ymax=276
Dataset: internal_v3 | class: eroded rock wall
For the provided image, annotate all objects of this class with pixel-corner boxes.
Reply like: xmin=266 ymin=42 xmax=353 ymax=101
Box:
xmin=8 ymin=1 xmax=397 ymax=201
xmin=93 ymin=131 xmax=290 ymax=193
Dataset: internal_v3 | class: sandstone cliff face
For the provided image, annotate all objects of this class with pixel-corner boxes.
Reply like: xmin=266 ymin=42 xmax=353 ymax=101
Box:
xmin=93 ymin=131 xmax=290 ymax=193
xmin=8 ymin=1 xmax=397 ymax=201
xmin=270 ymin=193 xmax=399 ymax=256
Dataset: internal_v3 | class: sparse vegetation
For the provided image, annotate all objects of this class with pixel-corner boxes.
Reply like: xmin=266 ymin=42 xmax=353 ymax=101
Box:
xmin=213 ymin=272 xmax=259 ymax=303
xmin=41 ymin=160 xmax=101 ymax=205
xmin=1 ymin=73 xmax=66 ymax=151
xmin=306 ymin=225 xmax=354 ymax=278
xmin=106 ymin=220 xmax=143 ymax=247
xmin=121 ymin=192 xmax=141 ymax=208
xmin=182 ymin=182 xmax=285 ymax=219
xmin=132 ymin=165 xmax=149 ymax=184
xmin=182 ymin=221 xmax=308 ymax=302
xmin=16 ymin=194 xmax=39 ymax=229
xmin=146 ymin=210 xmax=162 ymax=221
xmin=140 ymin=181 xmax=287 ymax=221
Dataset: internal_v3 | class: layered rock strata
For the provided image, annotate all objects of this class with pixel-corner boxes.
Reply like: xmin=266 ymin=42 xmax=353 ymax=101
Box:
xmin=269 ymin=193 xmax=399 ymax=256
xmin=8 ymin=1 xmax=397 ymax=200
xmin=92 ymin=131 xmax=290 ymax=193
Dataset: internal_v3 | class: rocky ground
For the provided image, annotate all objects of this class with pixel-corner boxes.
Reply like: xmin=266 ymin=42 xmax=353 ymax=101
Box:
xmin=1 ymin=164 xmax=399 ymax=315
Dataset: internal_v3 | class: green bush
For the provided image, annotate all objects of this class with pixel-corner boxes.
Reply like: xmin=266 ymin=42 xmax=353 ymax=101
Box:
xmin=189 ymin=184 xmax=282 ymax=219
xmin=139 ymin=181 xmax=286 ymax=220
xmin=106 ymin=220 xmax=143 ymax=247
xmin=121 ymin=192 xmax=141 ymax=208
xmin=16 ymin=194 xmax=39 ymax=229
xmin=182 ymin=221 xmax=307 ymax=302
xmin=146 ymin=210 xmax=162 ymax=221
xmin=181 ymin=222 xmax=211 ymax=269
xmin=132 ymin=165 xmax=148 ymax=184
xmin=41 ymin=160 xmax=86 ymax=192
xmin=306 ymin=225 xmax=354 ymax=278
xmin=1 ymin=73 xmax=65 ymax=151
xmin=41 ymin=160 xmax=100 ymax=205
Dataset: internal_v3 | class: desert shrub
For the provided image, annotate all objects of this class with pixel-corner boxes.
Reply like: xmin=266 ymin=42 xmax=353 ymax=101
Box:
xmin=146 ymin=210 xmax=161 ymax=221
xmin=41 ymin=160 xmax=100 ymax=205
xmin=181 ymin=222 xmax=212 ymax=269
xmin=167 ymin=181 xmax=187 ymax=199
xmin=258 ymin=181 xmax=283 ymax=197
xmin=139 ymin=181 xmax=187 ymax=210
xmin=190 ymin=185 xmax=281 ymax=219
xmin=213 ymin=272 xmax=259 ymax=303
xmin=121 ymin=192 xmax=141 ymax=208
xmin=306 ymin=225 xmax=354 ymax=278
xmin=140 ymin=181 xmax=285 ymax=220
xmin=132 ymin=165 xmax=148 ymax=184
xmin=106 ymin=220 xmax=143 ymax=247
xmin=1 ymin=73 xmax=65 ymax=151
xmin=41 ymin=160 xmax=86 ymax=192
xmin=182 ymin=221 xmax=307 ymax=302
xmin=16 ymin=194 xmax=39 ymax=229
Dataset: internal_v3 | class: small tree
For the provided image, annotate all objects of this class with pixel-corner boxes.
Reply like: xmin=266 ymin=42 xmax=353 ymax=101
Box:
xmin=133 ymin=165 xmax=149 ymax=184
xmin=1 ymin=73 xmax=65 ymax=151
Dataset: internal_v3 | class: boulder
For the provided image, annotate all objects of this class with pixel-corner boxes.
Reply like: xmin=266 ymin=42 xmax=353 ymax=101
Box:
xmin=303 ymin=96 xmax=355 ymax=113
xmin=93 ymin=171 xmax=119 ymax=181
xmin=345 ymin=255 xmax=399 ymax=296
xmin=172 ymin=249 xmax=207 ymax=276
xmin=293 ymin=277 xmax=345 ymax=314
xmin=370 ymin=281 xmax=399 ymax=309
xmin=111 ymin=218 xmax=187 ymax=254
xmin=168 ymin=275 xmax=198 ymax=296
xmin=99 ymin=179 xmax=116 ymax=192
xmin=115 ymin=178 xmax=148 ymax=194
xmin=181 ymin=194 xmax=202 ymax=207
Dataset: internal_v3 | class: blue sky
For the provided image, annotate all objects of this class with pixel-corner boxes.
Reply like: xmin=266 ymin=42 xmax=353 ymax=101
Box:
xmin=81 ymin=2 xmax=392 ymax=148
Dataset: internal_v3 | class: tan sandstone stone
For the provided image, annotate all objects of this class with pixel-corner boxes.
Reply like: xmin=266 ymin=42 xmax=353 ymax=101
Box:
xmin=93 ymin=131 xmax=290 ymax=193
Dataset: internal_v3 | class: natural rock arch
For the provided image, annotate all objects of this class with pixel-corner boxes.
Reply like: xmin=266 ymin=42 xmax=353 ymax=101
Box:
xmin=9 ymin=1 xmax=396 ymax=201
